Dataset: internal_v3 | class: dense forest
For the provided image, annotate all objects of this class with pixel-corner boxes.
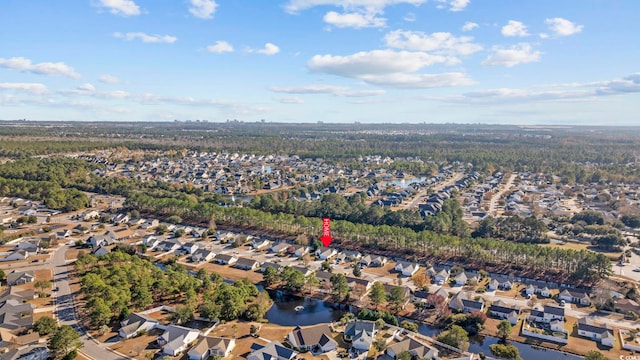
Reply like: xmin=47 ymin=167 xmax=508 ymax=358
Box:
xmin=1 ymin=122 xmax=633 ymax=285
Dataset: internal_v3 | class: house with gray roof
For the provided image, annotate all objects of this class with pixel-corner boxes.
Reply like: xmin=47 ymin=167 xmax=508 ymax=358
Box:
xmin=286 ymin=324 xmax=337 ymax=353
xmin=119 ymin=313 xmax=159 ymax=339
xmin=386 ymin=336 xmax=439 ymax=360
xmin=157 ymin=325 xmax=200 ymax=356
xmin=577 ymin=317 xmax=614 ymax=347
xmin=344 ymin=320 xmax=376 ymax=352
xmin=247 ymin=341 xmax=298 ymax=360
xmin=6 ymin=270 xmax=35 ymax=286
xmin=187 ymin=336 xmax=235 ymax=360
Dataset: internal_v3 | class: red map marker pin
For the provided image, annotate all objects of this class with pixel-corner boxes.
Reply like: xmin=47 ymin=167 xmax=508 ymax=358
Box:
xmin=320 ymin=217 xmax=333 ymax=247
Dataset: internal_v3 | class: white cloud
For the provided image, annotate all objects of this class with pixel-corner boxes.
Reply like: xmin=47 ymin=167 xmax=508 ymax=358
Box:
xmin=501 ymin=20 xmax=529 ymax=37
xmin=545 ymin=17 xmax=583 ymax=37
xmin=482 ymin=43 xmax=541 ymax=67
xmin=360 ymin=72 xmax=474 ymax=88
xmin=188 ymin=0 xmax=218 ymax=19
xmin=284 ymin=0 xmax=428 ymax=14
xmin=98 ymin=74 xmax=121 ymax=83
xmin=206 ymin=41 xmax=234 ymax=53
xmin=77 ymin=83 xmax=96 ymax=92
xmin=0 ymin=82 xmax=48 ymax=95
xmin=448 ymin=0 xmax=470 ymax=12
xmin=323 ymin=11 xmax=386 ymax=28
xmin=309 ymin=50 xmax=448 ymax=77
xmin=451 ymin=73 xmax=640 ymax=104
xmin=403 ymin=12 xmax=416 ymax=22
xmin=270 ymin=85 xmax=385 ymax=97
xmin=278 ymin=96 xmax=305 ymax=104
xmin=113 ymin=32 xmax=177 ymax=43
xmin=384 ymin=30 xmax=482 ymax=57
xmin=96 ymin=0 xmax=140 ymax=16
xmin=308 ymin=49 xmax=474 ymax=88
xmin=251 ymin=43 xmax=280 ymax=55
xmin=461 ymin=21 xmax=478 ymax=31
xmin=0 ymin=57 xmax=80 ymax=79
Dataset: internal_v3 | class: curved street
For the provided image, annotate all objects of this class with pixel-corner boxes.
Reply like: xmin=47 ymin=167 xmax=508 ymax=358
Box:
xmin=51 ymin=244 xmax=129 ymax=360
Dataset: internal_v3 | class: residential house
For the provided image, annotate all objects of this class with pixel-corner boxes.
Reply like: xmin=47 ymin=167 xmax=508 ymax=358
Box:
xmin=286 ymin=324 xmax=337 ymax=353
xmin=16 ymin=239 xmax=40 ymax=252
xmin=454 ymin=272 xmax=468 ymax=286
xmin=525 ymin=284 xmax=551 ymax=297
xmin=6 ymin=270 xmax=35 ymax=286
xmin=260 ymin=262 xmax=282 ymax=273
xmin=214 ymin=254 xmax=238 ymax=265
xmin=386 ymin=337 xmax=439 ymax=360
xmin=292 ymin=266 xmax=313 ymax=277
xmin=434 ymin=269 xmax=449 ymax=284
xmin=359 ymin=254 xmax=387 ymax=268
xmin=1 ymin=345 xmax=49 ymax=360
xmin=395 ymin=261 xmax=420 ymax=277
xmin=234 ymin=257 xmax=260 ymax=271
xmin=449 ymin=291 xmax=485 ymax=313
xmin=0 ymin=298 xmax=35 ymax=333
xmin=433 ymin=287 xmax=450 ymax=300
xmin=529 ymin=305 xmax=565 ymax=323
xmin=187 ymin=336 xmax=236 ymax=360
xmin=270 ymin=242 xmax=289 ymax=254
xmin=87 ymin=232 xmax=116 ymax=248
xmin=250 ymin=238 xmax=271 ymax=250
xmin=156 ymin=240 xmax=182 ymax=253
xmin=157 ymin=325 xmax=200 ymax=356
xmin=347 ymin=276 xmax=373 ymax=292
xmin=487 ymin=279 xmax=500 ymax=291
xmin=559 ymin=289 xmax=591 ymax=306
xmin=119 ymin=313 xmax=159 ymax=339
xmin=488 ymin=300 xmax=521 ymax=325
xmin=344 ymin=320 xmax=376 ymax=352
xmin=190 ymin=249 xmax=215 ymax=263
xmin=291 ymin=245 xmax=310 ymax=258
xmin=180 ymin=242 xmax=199 ymax=255
xmin=93 ymin=245 xmax=110 ymax=257
xmin=55 ymin=229 xmax=72 ymax=240
xmin=3 ymin=250 xmax=30 ymax=262
xmin=316 ymin=247 xmax=337 ymax=260
xmin=577 ymin=317 xmax=615 ymax=347
xmin=247 ymin=341 xmax=298 ymax=360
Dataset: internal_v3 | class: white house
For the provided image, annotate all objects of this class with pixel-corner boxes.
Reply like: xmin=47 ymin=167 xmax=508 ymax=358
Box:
xmin=247 ymin=341 xmax=297 ymax=360
xmin=315 ymin=247 xmax=337 ymax=260
xmin=187 ymin=336 xmax=235 ymax=360
xmin=250 ymin=238 xmax=271 ymax=250
xmin=488 ymin=300 xmax=520 ymax=325
xmin=559 ymin=289 xmax=591 ymax=306
xmin=434 ymin=269 xmax=449 ymax=284
xmin=157 ymin=325 xmax=200 ymax=356
xmin=395 ymin=261 xmax=419 ymax=277
xmin=3 ymin=250 xmax=30 ymax=261
xmin=344 ymin=321 xmax=376 ymax=352
xmin=577 ymin=317 xmax=615 ymax=347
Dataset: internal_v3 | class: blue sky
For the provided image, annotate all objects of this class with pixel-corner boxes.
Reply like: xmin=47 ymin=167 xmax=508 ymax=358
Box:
xmin=1 ymin=0 xmax=639 ymax=125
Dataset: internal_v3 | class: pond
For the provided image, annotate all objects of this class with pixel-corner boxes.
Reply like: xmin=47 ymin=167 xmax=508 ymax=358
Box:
xmin=266 ymin=294 xmax=582 ymax=359
xmin=265 ymin=292 xmax=348 ymax=326
xmin=388 ymin=177 xmax=427 ymax=189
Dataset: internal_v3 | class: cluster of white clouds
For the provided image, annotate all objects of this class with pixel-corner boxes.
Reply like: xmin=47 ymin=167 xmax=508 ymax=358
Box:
xmin=500 ymin=18 xmax=583 ymax=38
xmin=285 ymin=0 xmax=469 ymax=29
xmin=206 ymin=42 xmax=280 ymax=55
xmin=0 ymin=57 xmax=80 ymax=79
xmin=113 ymin=32 xmax=177 ymax=44
xmin=95 ymin=0 xmax=218 ymax=19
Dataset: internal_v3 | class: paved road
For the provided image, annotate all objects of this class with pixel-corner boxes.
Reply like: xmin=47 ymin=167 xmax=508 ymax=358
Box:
xmin=403 ymin=172 xmax=465 ymax=210
xmin=488 ymin=173 xmax=516 ymax=216
xmin=51 ymin=244 xmax=128 ymax=360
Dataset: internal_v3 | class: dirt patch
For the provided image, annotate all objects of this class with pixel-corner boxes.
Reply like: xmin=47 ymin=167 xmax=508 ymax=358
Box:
xmin=108 ymin=327 xmax=163 ymax=359
xmin=196 ymin=262 xmax=264 ymax=283
xmin=363 ymin=262 xmax=395 ymax=278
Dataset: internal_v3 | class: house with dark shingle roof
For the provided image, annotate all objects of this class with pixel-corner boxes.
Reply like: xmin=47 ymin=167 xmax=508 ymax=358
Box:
xmin=119 ymin=313 xmax=159 ymax=339
xmin=449 ymin=291 xmax=484 ymax=313
xmin=577 ymin=317 xmax=614 ymax=347
xmin=559 ymin=289 xmax=591 ymax=306
xmin=6 ymin=270 xmax=35 ymax=286
xmin=488 ymin=300 xmax=520 ymax=325
xmin=247 ymin=341 xmax=297 ymax=360
xmin=234 ymin=257 xmax=260 ymax=271
xmin=286 ymin=324 xmax=337 ymax=353
xmin=344 ymin=320 xmax=376 ymax=352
